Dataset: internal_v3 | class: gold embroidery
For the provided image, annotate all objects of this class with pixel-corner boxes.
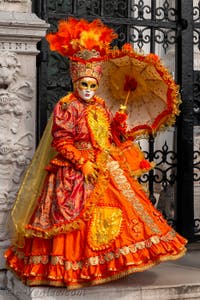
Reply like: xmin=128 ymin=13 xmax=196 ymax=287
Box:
xmin=51 ymin=256 xmax=64 ymax=265
xmin=106 ymin=158 xmax=162 ymax=234
xmin=59 ymin=93 xmax=75 ymax=109
xmin=26 ymin=249 xmax=186 ymax=288
xmin=28 ymin=255 xmax=49 ymax=265
xmin=86 ymin=105 xmax=111 ymax=150
xmin=88 ymin=256 xmax=99 ymax=266
xmin=12 ymin=229 xmax=183 ymax=272
xmin=88 ymin=207 xmax=122 ymax=250
xmin=65 ymin=261 xmax=83 ymax=271
xmin=25 ymin=219 xmax=84 ymax=239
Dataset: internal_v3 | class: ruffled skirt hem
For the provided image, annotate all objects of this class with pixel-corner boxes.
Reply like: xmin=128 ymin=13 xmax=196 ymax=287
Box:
xmin=5 ymin=236 xmax=187 ymax=290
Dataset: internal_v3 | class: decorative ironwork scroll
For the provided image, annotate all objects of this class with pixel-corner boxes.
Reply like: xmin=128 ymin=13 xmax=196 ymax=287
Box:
xmin=32 ymin=0 xmax=200 ymax=240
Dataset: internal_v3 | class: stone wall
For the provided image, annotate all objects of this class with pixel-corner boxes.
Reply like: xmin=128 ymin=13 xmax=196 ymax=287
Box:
xmin=0 ymin=0 xmax=48 ymax=297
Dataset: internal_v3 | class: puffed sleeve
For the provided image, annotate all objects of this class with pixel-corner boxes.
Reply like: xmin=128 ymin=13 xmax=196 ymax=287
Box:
xmin=51 ymin=98 xmax=87 ymax=167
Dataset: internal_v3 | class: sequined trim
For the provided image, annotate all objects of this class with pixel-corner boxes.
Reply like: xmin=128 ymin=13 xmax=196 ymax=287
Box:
xmin=12 ymin=229 xmax=177 ymax=270
xmin=7 ymin=246 xmax=186 ymax=289
xmin=26 ymin=248 xmax=186 ymax=289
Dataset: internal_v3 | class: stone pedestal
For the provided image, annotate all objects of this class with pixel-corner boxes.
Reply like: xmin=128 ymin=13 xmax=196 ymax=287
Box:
xmin=0 ymin=0 xmax=48 ymax=294
xmin=0 ymin=0 xmax=31 ymax=13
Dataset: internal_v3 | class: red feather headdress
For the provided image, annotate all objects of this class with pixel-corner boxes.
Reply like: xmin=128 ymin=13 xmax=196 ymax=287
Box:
xmin=46 ymin=17 xmax=117 ymax=60
xmin=46 ymin=17 xmax=117 ymax=82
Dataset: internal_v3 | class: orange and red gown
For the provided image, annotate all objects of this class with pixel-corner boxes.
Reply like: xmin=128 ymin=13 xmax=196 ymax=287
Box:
xmin=5 ymin=93 xmax=187 ymax=289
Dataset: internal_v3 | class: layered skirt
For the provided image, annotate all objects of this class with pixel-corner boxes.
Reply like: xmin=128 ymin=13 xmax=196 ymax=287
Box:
xmin=5 ymin=145 xmax=187 ymax=289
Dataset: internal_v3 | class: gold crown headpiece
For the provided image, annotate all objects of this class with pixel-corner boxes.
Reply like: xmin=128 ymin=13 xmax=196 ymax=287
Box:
xmin=46 ymin=17 xmax=117 ymax=83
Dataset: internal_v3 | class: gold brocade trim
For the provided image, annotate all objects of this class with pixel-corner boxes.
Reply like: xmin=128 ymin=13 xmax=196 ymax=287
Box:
xmin=25 ymin=219 xmax=84 ymax=239
xmin=82 ymin=153 xmax=110 ymax=221
xmin=7 ymin=246 xmax=186 ymax=289
xmin=12 ymin=229 xmax=178 ymax=270
xmin=59 ymin=93 xmax=75 ymax=110
xmin=106 ymin=157 xmax=162 ymax=234
xmin=86 ymin=104 xmax=111 ymax=150
xmin=74 ymin=141 xmax=93 ymax=150
xmin=24 ymin=248 xmax=186 ymax=289
xmin=88 ymin=207 xmax=122 ymax=250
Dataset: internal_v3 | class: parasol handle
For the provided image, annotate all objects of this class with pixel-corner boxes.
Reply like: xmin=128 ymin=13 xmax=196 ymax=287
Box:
xmin=119 ymin=89 xmax=131 ymax=112
xmin=124 ymin=89 xmax=131 ymax=107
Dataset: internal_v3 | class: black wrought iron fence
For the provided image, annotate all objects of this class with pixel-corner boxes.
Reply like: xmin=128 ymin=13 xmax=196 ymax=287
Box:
xmin=33 ymin=0 xmax=199 ymax=241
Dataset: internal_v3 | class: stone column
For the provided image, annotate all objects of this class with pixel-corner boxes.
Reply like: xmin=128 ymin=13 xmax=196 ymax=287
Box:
xmin=0 ymin=0 xmax=48 ymax=295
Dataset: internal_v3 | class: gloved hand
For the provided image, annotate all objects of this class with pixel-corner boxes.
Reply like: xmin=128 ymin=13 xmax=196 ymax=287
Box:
xmin=119 ymin=104 xmax=127 ymax=113
xmin=81 ymin=161 xmax=98 ymax=184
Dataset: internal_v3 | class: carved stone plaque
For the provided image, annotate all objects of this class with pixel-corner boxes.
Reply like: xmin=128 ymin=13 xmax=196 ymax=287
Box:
xmin=0 ymin=52 xmax=34 ymax=209
xmin=0 ymin=0 xmax=31 ymax=13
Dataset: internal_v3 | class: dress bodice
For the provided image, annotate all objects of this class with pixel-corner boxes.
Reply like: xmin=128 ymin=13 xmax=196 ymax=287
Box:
xmin=52 ymin=95 xmax=112 ymax=150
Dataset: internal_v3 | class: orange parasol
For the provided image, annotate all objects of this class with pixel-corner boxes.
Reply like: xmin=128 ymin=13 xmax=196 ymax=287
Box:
xmin=96 ymin=44 xmax=181 ymax=140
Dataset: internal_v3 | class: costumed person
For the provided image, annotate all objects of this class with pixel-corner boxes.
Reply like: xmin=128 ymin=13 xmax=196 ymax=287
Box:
xmin=5 ymin=17 xmax=187 ymax=289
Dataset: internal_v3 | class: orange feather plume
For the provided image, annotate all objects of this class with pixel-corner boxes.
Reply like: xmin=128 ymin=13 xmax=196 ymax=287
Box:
xmin=46 ymin=17 xmax=117 ymax=59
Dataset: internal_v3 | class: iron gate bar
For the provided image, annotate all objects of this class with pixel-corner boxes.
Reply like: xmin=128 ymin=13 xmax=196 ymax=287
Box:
xmin=176 ymin=0 xmax=194 ymax=240
xmin=46 ymin=15 xmax=178 ymax=29
xmin=36 ymin=41 xmax=49 ymax=144
xmin=192 ymin=23 xmax=200 ymax=28
xmin=32 ymin=0 xmax=198 ymax=241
